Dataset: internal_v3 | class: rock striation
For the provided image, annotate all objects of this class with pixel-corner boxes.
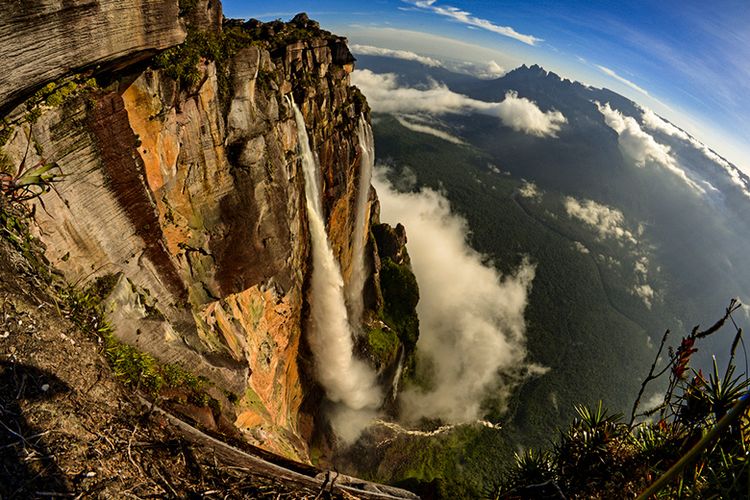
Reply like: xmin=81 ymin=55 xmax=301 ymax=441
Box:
xmin=0 ymin=0 xmax=188 ymax=113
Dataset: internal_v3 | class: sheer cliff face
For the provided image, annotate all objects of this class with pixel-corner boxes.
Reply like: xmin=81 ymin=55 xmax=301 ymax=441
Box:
xmin=0 ymin=12 xmax=369 ymax=460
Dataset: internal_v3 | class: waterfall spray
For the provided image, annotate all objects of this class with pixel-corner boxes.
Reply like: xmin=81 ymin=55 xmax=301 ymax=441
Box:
xmin=346 ymin=116 xmax=375 ymax=326
xmin=288 ymin=97 xmax=381 ymax=420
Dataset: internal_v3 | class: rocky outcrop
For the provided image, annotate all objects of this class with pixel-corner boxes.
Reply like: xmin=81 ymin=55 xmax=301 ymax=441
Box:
xmin=0 ymin=0 xmax=188 ymax=113
xmin=0 ymin=13 xmax=373 ymax=461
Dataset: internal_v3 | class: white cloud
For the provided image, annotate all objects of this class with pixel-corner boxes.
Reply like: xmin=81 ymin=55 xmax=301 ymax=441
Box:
xmin=564 ymin=196 xmax=638 ymax=245
xmin=349 ymin=44 xmax=444 ymax=67
xmin=394 ymin=115 xmax=466 ymax=144
xmin=632 ymin=256 xmax=654 ymax=308
xmin=564 ymin=195 xmax=657 ymax=308
xmin=594 ymin=66 xmax=673 ymax=111
xmin=352 ymin=70 xmax=566 ymax=137
xmin=596 ymin=65 xmax=651 ymax=98
xmin=475 ymin=60 xmax=506 ymax=79
xmin=405 ymin=0 xmax=543 ymax=46
xmin=640 ymin=107 xmax=750 ymax=199
xmin=498 ymin=91 xmax=567 ymax=137
xmin=373 ymin=168 xmax=545 ymax=423
xmin=634 ymin=255 xmax=649 ymax=277
xmin=596 ymin=102 xmax=706 ymax=195
xmin=573 ymin=241 xmax=590 ymax=254
xmin=518 ymin=180 xmax=542 ymax=201
xmin=348 ymin=26 xmax=522 ymax=72
xmin=445 ymin=59 xmax=506 ymax=79
xmin=632 ymin=284 xmax=655 ymax=309
xmin=352 ymin=70 xmax=479 ymax=114
xmin=641 ymin=107 xmax=690 ymax=142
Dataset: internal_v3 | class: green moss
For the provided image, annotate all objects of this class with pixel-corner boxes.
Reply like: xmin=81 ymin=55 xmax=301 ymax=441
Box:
xmin=240 ymin=386 xmax=271 ymax=419
xmin=105 ymin=338 xmax=166 ymax=392
xmin=224 ymin=390 xmax=240 ymax=404
xmin=58 ymin=274 xmax=118 ymax=336
xmin=0 ymin=203 xmax=53 ymax=282
xmin=379 ymin=257 xmax=420 ymax=349
xmin=20 ymin=75 xmax=99 ymax=125
xmin=103 ymin=319 xmax=209 ymax=399
xmin=0 ymin=120 xmax=12 ymax=147
xmin=45 ymin=81 xmax=78 ymax=107
xmin=25 ymin=107 xmax=41 ymax=123
xmin=178 ymin=0 xmax=199 ymax=16
xmin=367 ymin=327 xmax=400 ymax=361
xmin=154 ymin=30 xmax=223 ymax=90
xmin=55 ymin=275 xmax=209 ymax=403
xmin=0 ymin=151 xmax=11 ymax=172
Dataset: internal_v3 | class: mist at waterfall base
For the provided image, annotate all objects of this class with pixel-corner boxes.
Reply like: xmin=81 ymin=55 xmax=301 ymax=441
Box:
xmin=373 ymin=168 xmax=547 ymax=424
xmin=290 ymin=100 xmax=381 ymax=443
xmin=290 ymin=93 xmax=543 ymax=442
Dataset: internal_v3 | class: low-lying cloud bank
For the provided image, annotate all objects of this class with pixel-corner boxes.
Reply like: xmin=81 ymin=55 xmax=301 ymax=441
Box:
xmin=640 ymin=107 xmax=750 ymax=199
xmin=373 ymin=168 xmax=545 ymax=423
xmin=352 ymin=69 xmax=567 ymax=137
xmin=350 ymin=44 xmax=443 ymax=67
xmin=596 ymin=102 xmax=705 ymax=195
xmin=445 ymin=59 xmax=506 ymax=79
xmin=349 ymin=43 xmax=505 ymax=79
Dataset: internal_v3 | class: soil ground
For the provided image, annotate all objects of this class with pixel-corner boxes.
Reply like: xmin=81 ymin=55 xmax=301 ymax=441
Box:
xmin=0 ymin=216 xmax=349 ymax=499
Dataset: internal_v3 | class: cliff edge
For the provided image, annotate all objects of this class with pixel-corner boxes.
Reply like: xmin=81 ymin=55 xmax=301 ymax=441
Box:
xmin=0 ymin=2 xmax=417 ymax=473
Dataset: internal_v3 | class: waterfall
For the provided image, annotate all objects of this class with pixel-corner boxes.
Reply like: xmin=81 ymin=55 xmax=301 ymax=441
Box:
xmin=288 ymin=98 xmax=381 ymax=414
xmin=390 ymin=348 xmax=406 ymax=402
xmin=346 ymin=116 xmax=375 ymax=326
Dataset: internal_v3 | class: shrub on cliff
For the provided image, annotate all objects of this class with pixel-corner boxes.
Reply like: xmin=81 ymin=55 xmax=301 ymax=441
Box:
xmin=380 ymin=257 xmax=420 ymax=349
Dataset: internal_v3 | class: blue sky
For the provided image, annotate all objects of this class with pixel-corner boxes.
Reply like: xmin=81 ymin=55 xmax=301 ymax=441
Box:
xmin=224 ymin=0 xmax=750 ymax=172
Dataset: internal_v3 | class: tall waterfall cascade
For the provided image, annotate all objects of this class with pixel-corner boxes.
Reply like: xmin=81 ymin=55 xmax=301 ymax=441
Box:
xmin=288 ymin=97 xmax=382 ymax=415
xmin=346 ymin=116 xmax=375 ymax=326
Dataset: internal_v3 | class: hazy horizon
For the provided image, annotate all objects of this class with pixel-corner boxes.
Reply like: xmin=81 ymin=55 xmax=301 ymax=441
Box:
xmin=225 ymin=0 xmax=750 ymax=176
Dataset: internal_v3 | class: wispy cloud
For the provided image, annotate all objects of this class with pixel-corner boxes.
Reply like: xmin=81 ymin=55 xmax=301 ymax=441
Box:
xmin=596 ymin=102 xmax=705 ymax=195
xmin=595 ymin=65 xmax=673 ymax=111
xmin=352 ymin=70 xmax=567 ymax=137
xmin=394 ymin=115 xmax=466 ymax=144
xmin=596 ymin=65 xmax=650 ymax=97
xmin=349 ymin=44 xmax=444 ymax=67
xmin=404 ymin=0 xmax=543 ymax=46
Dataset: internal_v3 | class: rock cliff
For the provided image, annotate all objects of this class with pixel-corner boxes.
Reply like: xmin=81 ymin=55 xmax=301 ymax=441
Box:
xmin=0 ymin=8 xmax=414 ymax=462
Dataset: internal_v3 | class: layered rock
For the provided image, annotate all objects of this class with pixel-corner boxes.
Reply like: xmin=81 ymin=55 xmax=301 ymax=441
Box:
xmin=1 ymin=0 xmax=181 ymax=113
xmin=0 ymin=13 xmax=375 ymax=460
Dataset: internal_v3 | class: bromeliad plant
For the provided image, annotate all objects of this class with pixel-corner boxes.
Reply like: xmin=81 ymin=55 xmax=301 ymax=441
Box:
xmin=0 ymin=128 xmax=64 ymax=207
xmin=492 ymin=300 xmax=750 ymax=499
xmin=1 ymin=161 xmax=61 ymax=204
